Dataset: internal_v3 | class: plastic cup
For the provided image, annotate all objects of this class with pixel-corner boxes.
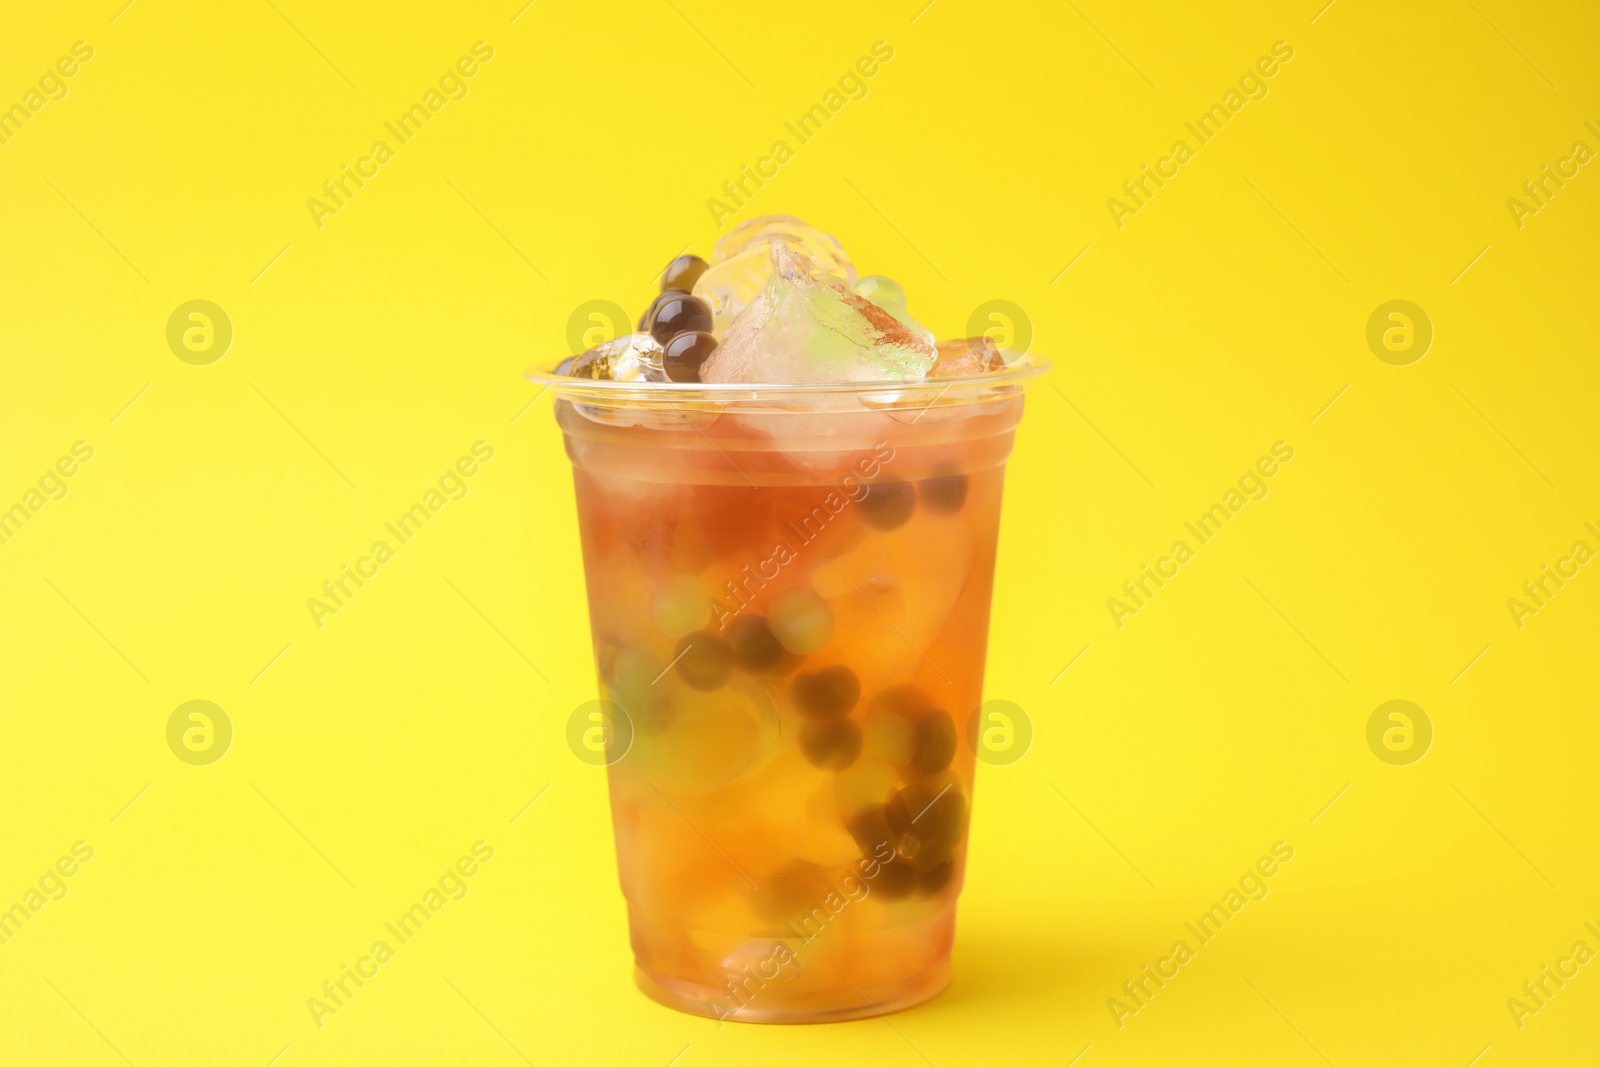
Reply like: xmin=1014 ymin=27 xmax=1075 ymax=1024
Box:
xmin=538 ymin=362 xmax=1042 ymax=1023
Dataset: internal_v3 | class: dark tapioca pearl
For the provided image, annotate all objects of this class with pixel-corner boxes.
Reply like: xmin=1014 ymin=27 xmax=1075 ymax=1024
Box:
xmin=924 ymin=793 xmax=969 ymax=865
xmin=846 ymin=804 xmax=896 ymax=855
xmin=800 ymin=717 xmax=862 ymax=770
xmin=791 ymin=665 xmax=861 ymax=718
xmin=916 ymin=861 xmax=953 ymax=896
xmin=753 ymin=861 xmax=833 ymax=923
xmin=918 ymin=463 xmax=968 ymax=513
xmin=873 ymin=857 xmax=915 ymax=900
xmin=868 ymin=684 xmax=936 ymax=719
xmin=858 ymin=476 xmax=916 ymax=531
xmin=911 ymin=711 xmax=957 ymax=775
xmin=662 ymin=330 xmax=718 ymax=383
xmin=648 ymin=293 xmax=714 ymax=346
xmin=885 ymin=784 xmax=924 ymax=839
xmin=674 ymin=630 xmax=731 ymax=691
xmin=661 ymin=254 xmax=710 ymax=293
xmin=638 ymin=289 xmax=686 ymax=332
xmin=887 ymin=784 xmax=967 ymax=863
xmin=726 ymin=615 xmax=785 ymax=673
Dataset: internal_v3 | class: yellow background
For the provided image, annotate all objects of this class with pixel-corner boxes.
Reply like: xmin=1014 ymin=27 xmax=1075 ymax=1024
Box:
xmin=3 ymin=0 xmax=1597 ymax=1063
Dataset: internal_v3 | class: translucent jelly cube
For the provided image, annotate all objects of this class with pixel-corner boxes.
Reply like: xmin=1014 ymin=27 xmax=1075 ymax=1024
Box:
xmin=928 ymin=336 xmax=1005 ymax=378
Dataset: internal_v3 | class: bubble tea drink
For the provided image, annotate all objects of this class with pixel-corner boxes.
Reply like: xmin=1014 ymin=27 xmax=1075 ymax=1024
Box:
xmin=538 ymin=217 xmax=1041 ymax=1023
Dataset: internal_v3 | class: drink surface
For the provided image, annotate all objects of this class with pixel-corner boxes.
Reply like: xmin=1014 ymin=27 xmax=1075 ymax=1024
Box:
xmin=558 ymin=393 xmax=1024 ymax=1022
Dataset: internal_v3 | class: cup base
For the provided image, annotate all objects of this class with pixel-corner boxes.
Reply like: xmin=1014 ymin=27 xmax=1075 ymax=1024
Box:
xmin=633 ymin=959 xmax=951 ymax=1024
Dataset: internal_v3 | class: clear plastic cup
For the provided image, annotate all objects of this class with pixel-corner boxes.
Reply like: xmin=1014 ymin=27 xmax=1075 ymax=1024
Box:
xmin=538 ymin=362 xmax=1042 ymax=1022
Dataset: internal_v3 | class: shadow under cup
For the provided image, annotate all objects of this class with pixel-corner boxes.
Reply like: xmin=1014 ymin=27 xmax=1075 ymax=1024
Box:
xmin=540 ymin=364 xmax=1043 ymax=1023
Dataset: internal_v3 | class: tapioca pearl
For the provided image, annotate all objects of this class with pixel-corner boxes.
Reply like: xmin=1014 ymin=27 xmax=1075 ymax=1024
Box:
xmin=674 ymin=630 xmax=732 ymax=690
xmin=911 ymin=712 xmax=957 ymax=775
xmin=651 ymin=575 xmax=710 ymax=638
xmin=846 ymin=804 xmax=896 ymax=856
xmin=915 ymin=861 xmax=953 ymax=896
xmin=606 ymin=650 xmax=676 ymax=735
xmin=662 ymin=330 xmax=718 ymax=383
xmin=647 ymin=293 xmax=714 ymax=346
xmin=858 ymin=476 xmax=916 ymax=531
xmin=800 ymin=717 xmax=862 ymax=770
xmin=853 ymin=275 xmax=907 ymax=310
xmin=791 ymin=665 xmax=860 ymax=718
xmin=859 ymin=709 xmax=917 ymax=768
xmin=887 ymin=783 xmax=966 ymax=859
xmin=918 ymin=463 xmax=968 ymax=513
xmin=607 ymin=646 xmax=664 ymax=698
xmin=726 ymin=615 xmax=785 ymax=673
xmin=912 ymin=790 xmax=968 ymax=866
xmin=637 ymin=289 xmax=687 ymax=332
xmin=752 ymin=860 xmax=833 ymax=923
xmin=769 ymin=587 xmax=833 ymax=654
xmin=661 ymin=254 xmax=709 ymax=294
xmin=872 ymin=857 xmax=915 ymax=900
xmin=885 ymin=784 xmax=926 ymax=839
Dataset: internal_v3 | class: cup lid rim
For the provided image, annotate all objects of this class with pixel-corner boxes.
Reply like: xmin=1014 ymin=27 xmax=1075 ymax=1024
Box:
xmin=526 ymin=354 xmax=1050 ymax=403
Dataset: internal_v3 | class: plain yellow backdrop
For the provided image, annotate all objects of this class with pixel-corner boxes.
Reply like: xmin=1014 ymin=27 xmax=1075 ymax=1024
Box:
xmin=2 ymin=0 xmax=1598 ymax=1064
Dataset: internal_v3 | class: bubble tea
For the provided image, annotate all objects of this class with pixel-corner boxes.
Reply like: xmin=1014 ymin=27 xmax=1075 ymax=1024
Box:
xmin=539 ymin=217 xmax=1041 ymax=1023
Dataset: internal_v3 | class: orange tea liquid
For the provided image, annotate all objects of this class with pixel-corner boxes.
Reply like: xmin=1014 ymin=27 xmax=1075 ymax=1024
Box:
xmin=557 ymin=389 xmax=1027 ymax=1023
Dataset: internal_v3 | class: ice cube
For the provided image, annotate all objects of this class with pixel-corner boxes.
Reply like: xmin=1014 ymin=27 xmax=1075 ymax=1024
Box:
xmin=928 ymin=336 xmax=1005 ymax=378
xmin=713 ymin=215 xmax=856 ymax=279
xmin=695 ymin=216 xmax=857 ymax=334
xmin=569 ymin=333 xmax=667 ymax=381
xmin=700 ymin=243 xmax=936 ymax=384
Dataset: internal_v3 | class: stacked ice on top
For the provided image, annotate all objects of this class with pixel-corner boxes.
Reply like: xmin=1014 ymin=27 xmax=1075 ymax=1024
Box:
xmin=566 ymin=215 xmax=1008 ymax=386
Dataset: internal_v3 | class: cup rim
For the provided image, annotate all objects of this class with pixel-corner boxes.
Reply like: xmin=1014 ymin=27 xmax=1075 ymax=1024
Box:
xmin=526 ymin=354 xmax=1050 ymax=404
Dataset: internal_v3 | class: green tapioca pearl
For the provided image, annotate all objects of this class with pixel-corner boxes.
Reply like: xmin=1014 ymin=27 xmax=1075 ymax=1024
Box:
xmin=651 ymin=575 xmax=710 ymax=637
xmin=726 ymin=614 xmax=786 ymax=673
xmin=607 ymin=648 xmax=675 ymax=733
xmin=834 ymin=761 xmax=897 ymax=816
xmin=769 ymin=587 xmax=833 ymax=654
xmin=674 ymin=630 xmax=732 ymax=690
xmin=860 ymin=708 xmax=916 ymax=768
xmin=853 ymin=275 xmax=906 ymax=310
xmin=799 ymin=717 xmax=862 ymax=770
